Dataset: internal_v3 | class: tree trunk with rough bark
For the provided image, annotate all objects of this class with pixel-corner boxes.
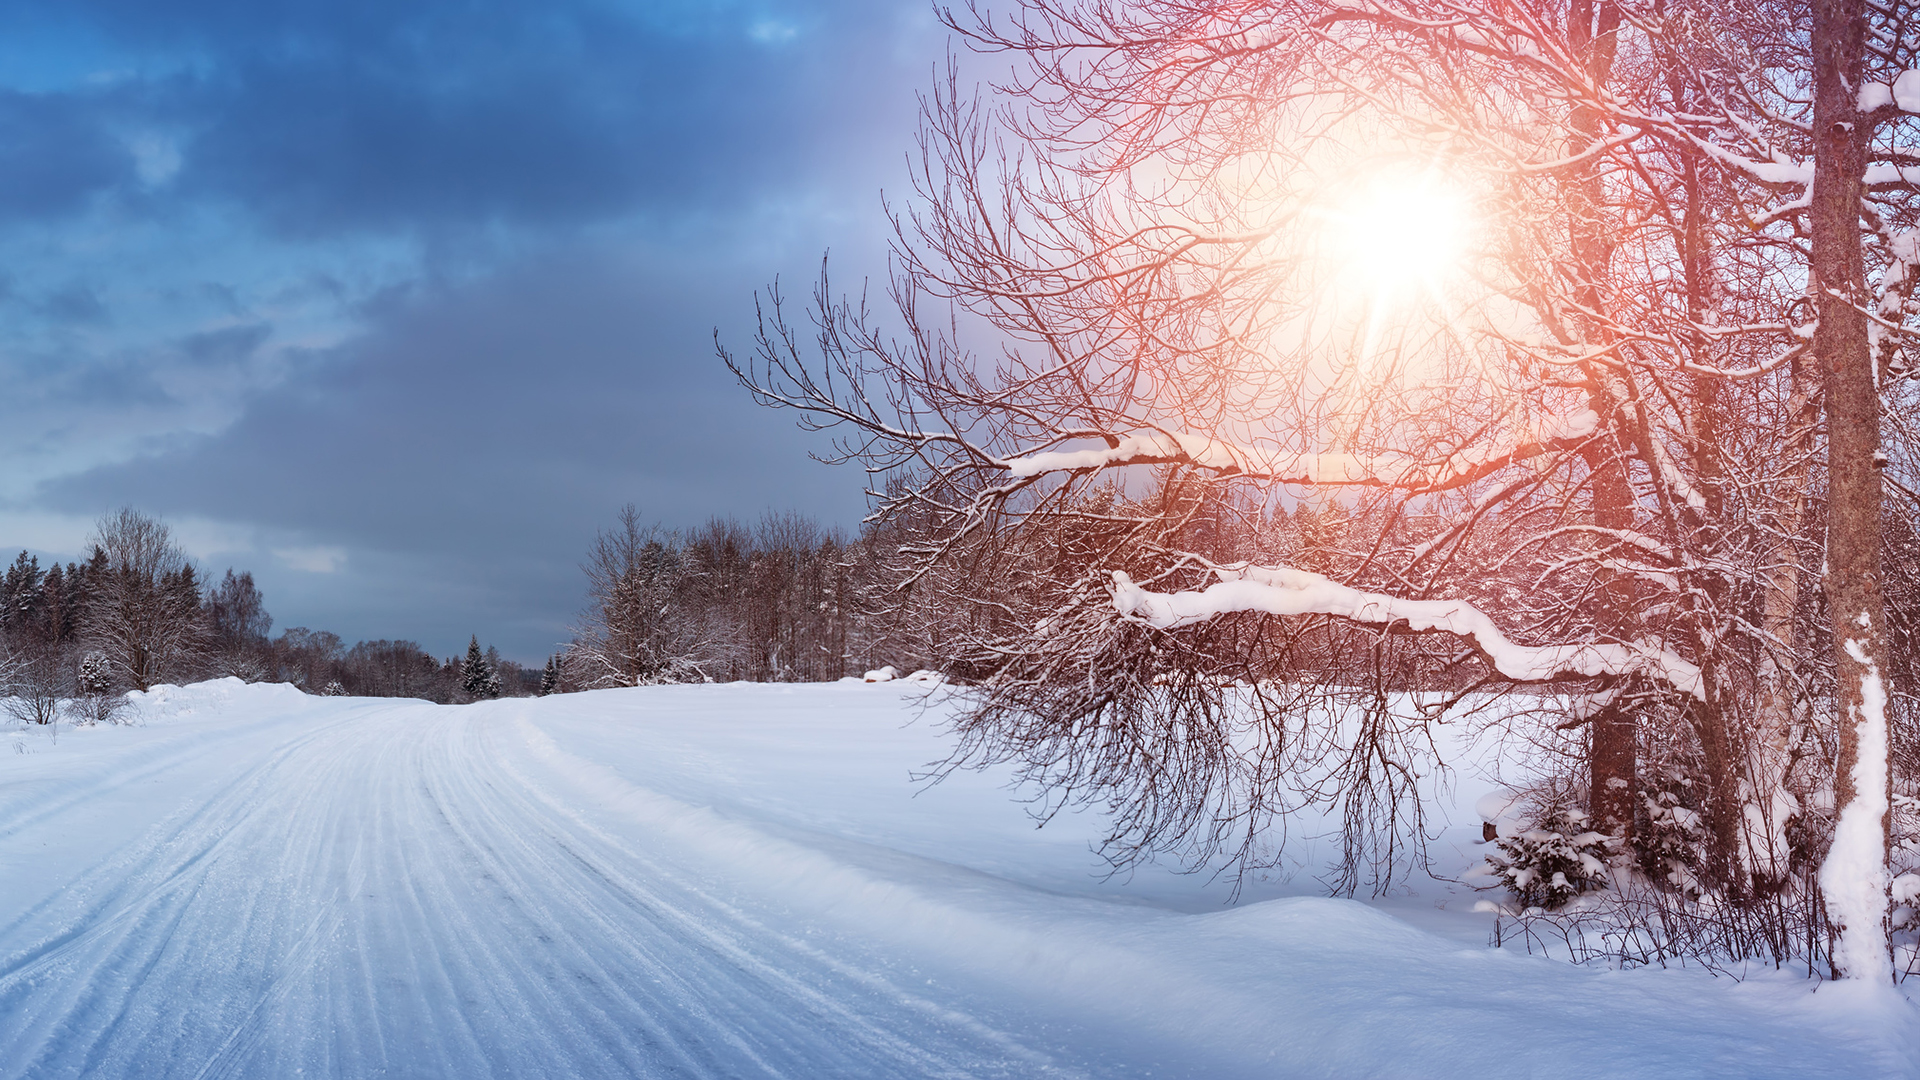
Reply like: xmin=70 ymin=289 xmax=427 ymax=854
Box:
xmin=1568 ymin=0 xmax=1639 ymax=843
xmin=1810 ymin=0 xmax=1893 ymax=982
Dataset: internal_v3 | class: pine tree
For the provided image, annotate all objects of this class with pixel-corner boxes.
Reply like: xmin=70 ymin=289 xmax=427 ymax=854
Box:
xmin=460 ymin=636 xmax=497 ymax=700
xmin=77 ymin=650 xmax=113 ymax=696
xmin=38 ymin=562 xmax=77 ymax=646
xmin=1 ymin=550 xmax=42 ymax=633
xmin=484 ymin=644 xmax=504 ymax=698
xmin=75 ymin=650 xmax=123 ymax=724
xmin=539 ymin=654 xmax=560 ymax=696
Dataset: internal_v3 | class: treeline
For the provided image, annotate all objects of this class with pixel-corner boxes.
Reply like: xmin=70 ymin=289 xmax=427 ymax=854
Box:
xmin=562 ymin=507 xmax=887 ymax=687
xmin=7 ymin=497 xmax=1401 ymax=705
xmin=558 ymin=494 xmax=1378 ymax=690
xmin=0 ymin=509 xmax=533 ymax=719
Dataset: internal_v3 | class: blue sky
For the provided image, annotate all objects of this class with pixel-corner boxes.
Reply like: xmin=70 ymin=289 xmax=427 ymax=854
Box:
xmin=0 ymin=0 xmax=940 ymax=661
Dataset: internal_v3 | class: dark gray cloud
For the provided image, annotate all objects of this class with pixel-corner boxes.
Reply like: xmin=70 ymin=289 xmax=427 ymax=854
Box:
xmin=43 ymin=239 xmax=875 ymax=658
xmin=51 ymin=247 xmax=863 ymax=536
xmin=3 ymin=0 xmax=929 ymax=661
xmin=37 ymin=281 xmax=110 ymax=325
xmin=183 ymin=35 xmax=794 ymax=231
xmin=178 ymin=322 xmax=268 ymax=365
xmin=0 ymin=0 xmax=922 ymax=232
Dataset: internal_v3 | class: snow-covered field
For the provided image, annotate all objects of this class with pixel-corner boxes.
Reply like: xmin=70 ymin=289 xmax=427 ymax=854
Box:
xmin=0 ymin=680 xmax=1913 ymax=1079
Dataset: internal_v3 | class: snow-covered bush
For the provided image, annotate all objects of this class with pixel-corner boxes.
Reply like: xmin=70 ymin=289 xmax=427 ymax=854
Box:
xmin=222 ymin=655 xmax=271 ymax=684
xmin=73 ymin=651 xmax=124 ymax=725
xmin=1484 ymin=807 xmax=1611 ymax=910
xmin=1636 ymin=774 xmax=1708 ymax=899
xmin=77 ymin=651 xmax=112 ymax=696
xmin=320 ymin=680 xmax=347 ymax=697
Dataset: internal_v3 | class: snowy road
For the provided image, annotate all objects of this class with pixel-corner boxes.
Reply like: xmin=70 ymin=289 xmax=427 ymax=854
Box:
xmin=0 ymin=681 xmax=1913 ymax=1079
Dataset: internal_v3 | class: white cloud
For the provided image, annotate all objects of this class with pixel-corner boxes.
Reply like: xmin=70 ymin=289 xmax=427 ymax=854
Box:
xmin=126 ymin=132 xmax=182 ymax=186
xmin=0 ymin=509 xmax=96 ymax=560
xmin=748 ymin=18 xmax=798 ymax=44
xmin=273 ymin=546 xmax=348 ymax=573
xmin=168 ymin=516 xmax=260 ymax=563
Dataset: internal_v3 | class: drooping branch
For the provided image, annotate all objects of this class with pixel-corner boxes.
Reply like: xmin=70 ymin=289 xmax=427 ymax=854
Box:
xmin=998 ymin=409 xmax=1600 ymax=491
xmin=1109 ymin=562 xmax=1705 ymax=699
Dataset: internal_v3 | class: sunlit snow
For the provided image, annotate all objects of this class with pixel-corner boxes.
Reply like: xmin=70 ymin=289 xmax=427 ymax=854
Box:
xmin=0 ymin=680 xmax=1912 ymax=1078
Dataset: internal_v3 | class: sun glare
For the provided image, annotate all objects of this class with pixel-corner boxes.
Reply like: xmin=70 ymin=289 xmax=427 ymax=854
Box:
xmin=1293 ymin=165 xmax=1483 ymax=390
xmin=1318 ymin=170 xmax=1474 ymax=304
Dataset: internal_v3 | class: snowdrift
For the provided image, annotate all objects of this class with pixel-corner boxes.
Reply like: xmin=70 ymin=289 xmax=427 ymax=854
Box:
xmin=0 ymin=679 xmax=1910 ymax=1078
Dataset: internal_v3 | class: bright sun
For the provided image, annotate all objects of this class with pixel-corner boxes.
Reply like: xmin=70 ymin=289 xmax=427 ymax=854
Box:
xmin=1293 ymin=165 xmax=1482 ymax=386
xmin=1317 ymin=170 xmax=1474 ymax=304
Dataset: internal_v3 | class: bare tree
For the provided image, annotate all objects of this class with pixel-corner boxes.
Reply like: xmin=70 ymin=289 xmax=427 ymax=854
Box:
xmin=81 ymin=509 xmax=208 ymax=692
xmin=205 ymin=568 xmax=273 ymax=679
xmin=341 ymin=639 xmax=447 ymax=699
xmin=571 ymin=506 xmax=724 ymax=686
xmin=267 ymin=627 xmax=344 ymax=691
xmin=2 ymin=643 xmax=63 ymax=726
xmin=726 ymin=0 xmax=1920 ymax=975
xmin=569 ymin=506 xmax=895 ymax=686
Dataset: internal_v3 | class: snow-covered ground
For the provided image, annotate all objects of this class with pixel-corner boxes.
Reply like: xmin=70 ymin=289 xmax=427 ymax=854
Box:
xmin=0 ymin=679 xmax=1913 ymax=1078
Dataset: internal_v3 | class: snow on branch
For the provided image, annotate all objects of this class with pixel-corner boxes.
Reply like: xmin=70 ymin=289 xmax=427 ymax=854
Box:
xmin=998 ymin=410 xmax=1599 ymax=491
xmin=1001 ymin=430 xmax=1241 ymax=477
xmin=1108 ymin=563 xmax=1704 ymax=700
xmin=1691 ymin=132 xmax=1920 ymax=190
xmin=1690 ymin=139 xmax=1812 ymax=186
xmin=1857 ymin=69 xmax=1920 ymax=112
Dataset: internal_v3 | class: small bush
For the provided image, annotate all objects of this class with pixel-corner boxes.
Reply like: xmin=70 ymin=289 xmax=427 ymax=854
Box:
xmin=1486 ymin=807 xmax=1612 ymax=910
xmin=73 ymin=651 xmax=124 ymax=725
xmin=1636 ymin=779 xmax=1709 ymax=898
xmin=3 ymin=648 xmax=62 ymax=726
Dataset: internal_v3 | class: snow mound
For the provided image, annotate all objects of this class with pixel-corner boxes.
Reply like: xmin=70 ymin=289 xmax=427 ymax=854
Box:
xmin=0 ymin=681 xmax=1909 ymax=1078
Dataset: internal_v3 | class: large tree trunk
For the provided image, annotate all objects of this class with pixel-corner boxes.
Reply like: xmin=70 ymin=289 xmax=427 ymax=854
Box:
xmin=1810 ymin=0 xmax=1893 ymax=982
xmin=1584 ymin=440 xmax=1639 ymax=841
xmin=1567 ymin=0 xmax=1639 ymax=843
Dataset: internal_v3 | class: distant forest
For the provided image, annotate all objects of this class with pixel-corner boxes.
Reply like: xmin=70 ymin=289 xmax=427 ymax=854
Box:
xmin=0 ymin=503 xmax=966 ymax=710
xmin=1 ymin=493 xmax=1422 ymax=711
xmin=0 ymin=509 xmax=541 ymax=710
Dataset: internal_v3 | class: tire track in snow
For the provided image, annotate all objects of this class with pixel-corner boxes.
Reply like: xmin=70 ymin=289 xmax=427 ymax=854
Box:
xmin=0 ymin=703 xmax=389 ymax=996
xmin=187 ymin=894 xmax=345 ymax=1080
xmin=0 ymin=697 xmax=1085 ymax=1079
xmin=0 ymin=702 xmax=405 ymax=1078
xmin=474 ymin=712 xmax=1091 ymax=1078
xmin=396 ymin=705 xmax=1070 ymax=1078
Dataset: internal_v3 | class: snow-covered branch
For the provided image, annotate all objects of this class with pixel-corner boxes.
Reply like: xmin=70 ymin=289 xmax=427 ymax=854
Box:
xmin=999 ymin=410 xmax=1601 ymax=491
xmin=1109 ymin=563 xmax=1704 ymax=700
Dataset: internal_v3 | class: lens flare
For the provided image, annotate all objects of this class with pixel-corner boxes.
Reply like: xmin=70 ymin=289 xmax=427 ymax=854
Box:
xmin=1320 ymin=170 xmax=1474 ymax=303
xmin=1294 ymin=165 xmax=1482 ymax=390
